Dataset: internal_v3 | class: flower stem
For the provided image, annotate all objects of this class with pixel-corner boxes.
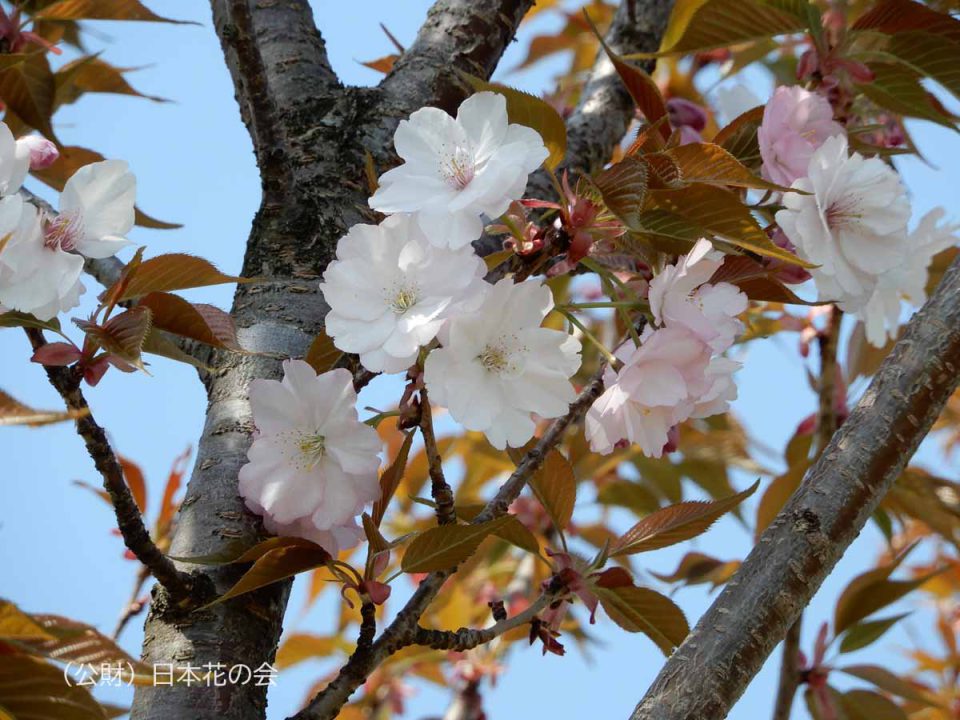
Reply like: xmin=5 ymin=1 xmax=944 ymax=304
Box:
xmin=560 ymin=309 xmax=619 ymax=368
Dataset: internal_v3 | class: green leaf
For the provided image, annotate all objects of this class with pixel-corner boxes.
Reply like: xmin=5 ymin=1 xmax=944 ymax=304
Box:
xmin=612 ymin=480 xmax=758 ymax=556
xmin=0 ymin=311 xmax=62 ymax=334
xmin=858 ymin=62 xmax=958 ymax=130
xmin=36 ymin=0 xmax=193 ymax=23
xmin=115 ymin=253 xmax=248 ymax=301
xmin=631 ymin=0 xmax=810 ymax=57
xmin=305 ymin=329 xmax=343 ymax=374
xmin=0 ymin=655 xmax=106 ymax=720
xmin=456 ymin=505 xmax=540 ymax=554
xmin=593 ymin=584 xmax=689 ymax=654
xmin=400 ymin=517 xmax=511 ymax=573
xmin=460 ymin=73 xmax=566 ymax=170
xmin=205 ymin=539 xmax=333 ymax=606
xmin=838 ymin=613 xmax=909 ymax=654
xmin=852 ymin=0 xmax=960 ymax=42
xmin=713 ymin=105 xmax=765 ymax=171
xmin=838 ymin=664 xmax=945 ymax=708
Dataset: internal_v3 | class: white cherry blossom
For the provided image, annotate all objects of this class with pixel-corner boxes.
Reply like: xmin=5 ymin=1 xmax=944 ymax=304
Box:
xmin=860 ymin=208 xmax=959 ymax=347
xmin=775 ymin=135 xmax=910 ymax=309
xmin=238 ymin=361 xmax=382 ymax=554
xmin=47 ymin=160 xmax=136 ymax=259
xmin=0 ymin=200 xmax=85 ymax=320
xmin=369 ymin=91 xmax=549 ymax=249
xmin=586 ymin=326 xmax=713 ymax=458
xmin=0 ymin=122 xmax=30 ymax=197
xmin=647 ymin=238 xmax=747 ymax=352
xmin=423 ymin=278 xmax=581 ymax=450
xmin=320 ymin=214 xmax=488 ymax=373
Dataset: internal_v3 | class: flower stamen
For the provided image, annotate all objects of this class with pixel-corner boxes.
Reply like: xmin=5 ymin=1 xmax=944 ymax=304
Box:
xmin=42 ymin=209 xmax=84 ymax=252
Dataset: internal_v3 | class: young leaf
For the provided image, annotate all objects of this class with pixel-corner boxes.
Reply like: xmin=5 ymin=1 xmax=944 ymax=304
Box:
xmin=305 ymin=329 xmax=343 ymax=374
xmin=592 ymin=157 xmax=649 ymax=230
xmin=838 ymin=689 xmax=909 ymax=720
xmin=612 ymin=480 xmax=758 ymax=556
xmin=0 ymin=655 xmax=107 ymax=720
xmin=858 ymin=62 xmax=959 ymax=129
xmin=834 ymin=566 xmax=945 ymax=636
xmin=650 ymin=551 xmax=741 ymax=590
xmin=275 ymin=633 xmax=348 ymax=670
xmin=0 ymin=53 xmax=57 ymax=141
xmin=372 ymin=430 xmax=414 ymax=528
xmin=852 ymin=0 xmax=960 ymax=41
xmin=205 ymin=541 xmax=333 ymax=606
xmin=400 ymin=517 xmax=511 ymax=573
xmin=115 ymin=254 xmax=248 ymax=301
xmin=709 ymin=255 xmax=814 ymax=304
xmin=593 ymin=584 xmax=689 ymax=654
xmin=118 ymin=455 xmax=147 ymax=513
xmin=663 ymin=143 xmax=792 ymax=192
xmin=460 ymin=73 xmax=567 ymax=170
xmin=713 ymin=105 xmax=765 ymax=170
xmin=0 ymin=310 xmax=62 ymax=334
xmin=75 ymin=306 xmax=153 ymax=366
xmin=838 ymin=613 xmax=909 ymax=654
xmin=0 ymin=388 xmax=87 ymax=427
xmin=137 ymin=292 xmax=240 ymax=350
xmin=55 ymin=56 xmax=169 ymax=108
xmin=527 ymin=449 xmax=577 ymax=532
xmin=36 ymin=0 xmax=192 ymax=23
xmin=592 ymin=32 xmax=669 ymax=140
xmin=838 ymin=665 xmax=945 ymax=708
xmin=641 ymin=0 xmax=809 ymax=57
xmin=0 ymin=600 xmax=55 ymax=641
xmin=456 ymin=504 xmax=541 ymax=554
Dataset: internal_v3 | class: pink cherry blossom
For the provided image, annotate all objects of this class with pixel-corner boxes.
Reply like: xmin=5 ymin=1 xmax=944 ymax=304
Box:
xmin=758 ymin=86 xmax=844 ymax=186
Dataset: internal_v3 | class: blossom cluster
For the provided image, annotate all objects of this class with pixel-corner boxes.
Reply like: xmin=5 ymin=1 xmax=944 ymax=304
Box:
xmin=586 ymin=240 xmax=746 ymax=458
xmin=763 ymin=87 xmax=958 ymax=347
xmin=0 ymin=123 xmax=136 ymax=320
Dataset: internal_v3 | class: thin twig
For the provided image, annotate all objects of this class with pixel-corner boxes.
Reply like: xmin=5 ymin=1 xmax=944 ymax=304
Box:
xmin=113 ymin=565 xmax=151 ymax=640
xmin=419 ymin=385 xmax=456 ymax=525
xmin=25 ymin=329 xmax=197 ymax=603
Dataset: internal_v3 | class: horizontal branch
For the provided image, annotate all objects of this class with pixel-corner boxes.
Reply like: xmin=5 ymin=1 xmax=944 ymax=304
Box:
xmin=630 ymin=254 xmax=960 ymax=720
xmin=25 ymin=329 xmax=198 ymax=603
xmin=413 ymin=587 xmax=558 ymax=651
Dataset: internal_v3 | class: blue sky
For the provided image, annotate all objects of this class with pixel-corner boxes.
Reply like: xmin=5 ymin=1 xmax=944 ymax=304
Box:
xmin=0 ymin=2 xmax=957 ymax=719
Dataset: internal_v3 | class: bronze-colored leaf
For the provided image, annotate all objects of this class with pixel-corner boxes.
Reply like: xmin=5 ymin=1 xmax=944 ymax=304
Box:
xmin=114 ymin=254 xmax=247 ymax=301
xmin=592 ymin=157 xmax=648 ymax=230
xmin=305 ymin=329 xmax=343 ymax=374
xmin=593 ymin=583 xmax=689 ymax=654
xmin=118 ymin=455 xmax=147 ymax=513
xmin=205 ymin=540 xmax=333 ymax=606
xmin=275 ymin=633 xmax=349 ymax=670
xmin=137 ymin=292 xmax=239 ymax=350
xmin=838 ymin=613 xmax=909 ymax=654
xmin=663 ymin=143 xmax=791 ymax=192
xmin=713 ymin=105 xmax=765 ymax=170
xmin=526 ymin=449 xmax=577 ymax=532
xmin=55 ymin=56 xmax=168 ymax=108
xmin=0 ymin=600 xmax=54 ymax=641
xmin=36 ymin=0 xmax=193 ymax=23
xmin=650 ymin=551 xmax=740 ymax=589
xmin=75 ymin=306 xmax=152 ymax=365
xmin=372 ymin=430 xmax=415 ymax=527
xmin=0 ymin=53 xmax=56 ymax=140
xmin=400 ymin=517 xmax=511 ymax=573
xmin=456 ymin=505 xmax=541 ymax=554
xmin=613 ymin=480 xmax=758 ymax=556
xmin=0 ymin=388 xmax=87 ymax=427
xmin=839 ymin=689 xmax=909 ymax=720
xmin=593 ymin=33 xmax=669 ymax=140
xmin=710 ymin=255 xmax=814 ymax=304
xmin=838 ymin=664 xmax=944 ymax=708
xmin=0 ymin=655 xmax=106 ymax=720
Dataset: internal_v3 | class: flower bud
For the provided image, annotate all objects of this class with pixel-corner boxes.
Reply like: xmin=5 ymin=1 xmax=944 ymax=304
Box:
xmin=666 ymin=97 xmax=708 ymax=132
xmin=17 ymin=135 xmax=59 ymax=170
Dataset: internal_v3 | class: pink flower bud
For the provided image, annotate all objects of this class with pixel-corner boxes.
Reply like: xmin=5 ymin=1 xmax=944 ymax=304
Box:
xmin=17 ymin=135 xmax=59 ymax=170
xmin=30 ymin=341 xmax=81 ymax=367
xmin=666 ymin=97 xmax=708 ymax=132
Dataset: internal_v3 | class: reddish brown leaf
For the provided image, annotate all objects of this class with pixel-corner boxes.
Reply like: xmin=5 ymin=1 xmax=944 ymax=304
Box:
xmin=0 ymin=387 xmax=87 ymax=427
xmin=593 ymin=583 xmax=689 ymax=654
xmin=372 ymin=430 xmax=415 ymax=527
xmin=118 ymin=455 xmax=147 ymax=513
xmin=0 ymin=655 xmax=107 ymax=720
xmin=305 ymin=329 xmax=343 ymax=374
xmin=0 ymin=53 xmax=57 ymax=140
xmin=75 ymin=306 xmax=152 ymax=366
xmin=36 ymin=0 xmax=193 ymax=23
xmin=592 ymin=157 xmax=648 ymax=230
xmin=115 ymin=254 xmax=247 ymax=301
xmin=137 ymin=292 xmax=239 ymax=350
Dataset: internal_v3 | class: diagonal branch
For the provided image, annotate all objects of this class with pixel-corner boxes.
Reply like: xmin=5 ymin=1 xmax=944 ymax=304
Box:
xmin=629 ymin=254 xmax=960 ymax=720
xmin=25 ymin=328 xmax=199 ymax=603
xmin=290 ymin=365 xmax=607 ymax=720
xmin=379 ymin=0 xmax=535 ymax=113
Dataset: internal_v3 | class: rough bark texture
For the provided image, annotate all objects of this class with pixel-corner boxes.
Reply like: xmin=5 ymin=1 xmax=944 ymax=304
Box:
xmin=630 ymin=254 xmax=960 ymax=720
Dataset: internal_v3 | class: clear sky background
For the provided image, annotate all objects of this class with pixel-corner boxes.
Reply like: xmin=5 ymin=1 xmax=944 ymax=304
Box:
xmin=1 ymin=2 xmax=958 ymax=719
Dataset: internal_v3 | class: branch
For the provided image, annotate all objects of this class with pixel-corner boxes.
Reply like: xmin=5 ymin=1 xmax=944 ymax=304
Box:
xmin=379 ymin=0 xmax=535 ymax=113
xmin=25 ymin=329 xmax=198 ymax=603
xmin=629 ymin=254 xmax=960 ymax=720
xmin=413 ymin=587 xmax=559 ymax=651
xmin=290 ymin=366 xmax=607 ymax=720
xmin=772 ymin=617 xmax=803 ymax=720
xmin=419 ymin=385 xmax=456 ymax=525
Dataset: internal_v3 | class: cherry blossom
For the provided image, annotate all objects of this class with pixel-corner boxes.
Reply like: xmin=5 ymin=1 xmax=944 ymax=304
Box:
xmin=775 ymin=135 xmax=910 ymax=309
xmin=369 ymin=91 xmax=549 ymax=249
xmin=0 ymin=122 xmax=30 ymax=197
xmin=647 ymin=238 xmax=747 ymax=352
xmin=860 ymin=208 xmax=959 ymax=347
xmin=586 ymin=327 xmax=713 ymax=458
xmin=758 ymin=86 xmax=844 ymax=186
xmin=423 ymin=278 xmax=581 ymax=449
xmin=320 ymin=214 xmax=488 ymax=373
xmin=0 ymin=201 xmax=85 ymax=320
xmin=48 ymin=160 xmax=136 ymax=259
xmin=238 ymin=361 xmax=382 ymax=554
